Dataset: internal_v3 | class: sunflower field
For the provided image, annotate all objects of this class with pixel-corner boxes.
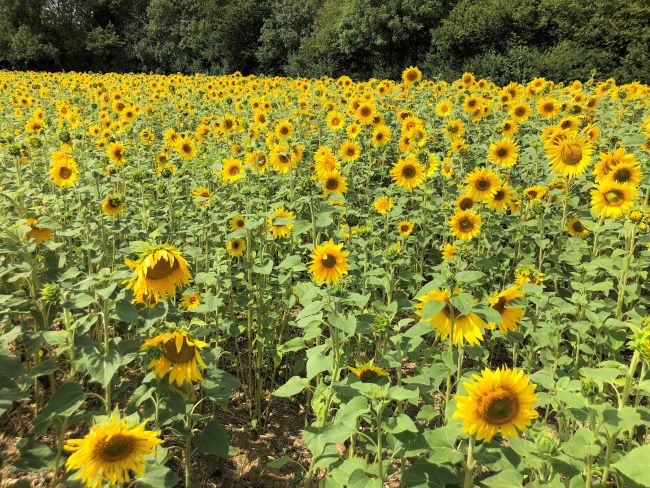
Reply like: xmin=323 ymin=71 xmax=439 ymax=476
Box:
xmin=0 ymin=68 xmax=649 ymax=488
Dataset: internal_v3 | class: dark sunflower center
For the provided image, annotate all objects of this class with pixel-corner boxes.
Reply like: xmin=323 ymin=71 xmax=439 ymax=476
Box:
xmin=326 ymin=178 xmax=339 ymax=190
xmin=572 ymin=221 xmax=585 ymax=232
xmin=493 ymin=190 xmax=505 ymax=201
xmin=322 ymin=254 xmax=337 ymax=269
xmin=59 ymin=167 xmax=72 ymax=179
xmin=182 ymin=144 xmax=191 ymax=153
xmin=402 ymin=164 xmax=416 ymax=178
xmin=543 ymin=103 xmax=554 ymax=112
xmin=406 ymin=71 xmax=417 ymax=81
xmin=359 ymin=368 xmax=380 ymax=382
xmin=476 ymin=178 xmax=490 ymax=191
xmin=360 ymin=107 xmax=371 ymax=117
xmin=97 ymin=435 xmax=135 ymax=462
xmin=613 ymin=168 xmax=630 ymax=182
xmin=280 ymin=126 xmax=289 ymax=134
xmin=459 ymin=198 xmax=473 ymax=210
xmin=459 ymin=218 xmax=473 ymax=231
xmin=480 ymin=388 xmax=519 ymax=424
xmin=515 ymin=107 xmax=525 ymax=116
xmin=492 ymin=296 xmax=508 ymax=314
xmin=236 ymin=219 xmax=244 ymax=228
xmin=109 ymin=198 xmax=120 ymax=208
xmin=497 ymin=148 xmax=508 ymax=158
xmin=279 ymin=154 xmax=289 ymax=164
xmin=163 ymin=339 xmax=197 ymax=363
xmin=375 ymin=133 xmax=384 ymax=141
xmin=146 ymin=257 xmax=179 ymax=280
xmin=232 ymin=241 xmax=240 ymax=249
xmin=604 ymin=190 xmax=623 ymax=205
xmin=229 ymin=165 xmax=240 ymax=175
xmin=528 ymin=190 xmax=538 ymax=199
xmin=346 ymin=147 xmax=355 ymax=156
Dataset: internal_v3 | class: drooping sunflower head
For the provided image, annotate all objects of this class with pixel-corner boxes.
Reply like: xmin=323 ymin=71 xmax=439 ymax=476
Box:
xmin=309 ymin=239 xmax=350 ymax=285
xmin=101 ymin=195 xmax=124 ymax=217
xmin=547 ymin=135 xmax=592 ymax=178
xmin=49 ymin=151 xmax=79 ymax=187
xmin=524 ymin=185 xmax=548 ymax=201
xmin=453 ymin=366 xmax=538 ymax=441
xmin=64 ymin=415 xmax=162 ymax=488
xmin=441 ymin=243 xmax=459 ymax=261
xmin=488 ymin=138 xmax=519 ymax=168
xmin=124 ymin=243 xmax=191 ymax=306
xmin=465 ymin=167 xmax=499 ymax=201
xmin=590 ymin=181 xmax=637 ymax=219
xmin=349 ymin=362 xmax=390 ymax=383
xmin=567 ymin=217 xmax=589 ymax=237
xmin=449 ymin=210 xmax=482 ymax=241
xmin=390 ymin=155 xmax=425 ymax=190
xmin=226 ymin=238 xmax=246 ymax=257
xmin=25 ymin=218 xmax=53 ymax=243
xmin=141 ymin=330 xmax=207 ymax=385
xmin=267 ymin=207 xmax=295 ymax=239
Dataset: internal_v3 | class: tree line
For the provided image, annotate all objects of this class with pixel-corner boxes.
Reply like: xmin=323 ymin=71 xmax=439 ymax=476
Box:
xmin=1 ymin=0 xmax=648 ymax=84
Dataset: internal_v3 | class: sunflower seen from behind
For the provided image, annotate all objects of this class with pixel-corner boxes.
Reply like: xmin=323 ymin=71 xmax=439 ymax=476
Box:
xmin=64 ymin=415 xmax=162 ymax=488
xmin=453 ymin=366 xmax=538 ymax=441
xmin=309 ymin=239 xmax=349 ymax=285
xmin=141 ymin=330 xmax=207 ymax=386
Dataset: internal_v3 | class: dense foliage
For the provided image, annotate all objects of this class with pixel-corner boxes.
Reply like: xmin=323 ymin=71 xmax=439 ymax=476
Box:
xmin=1 ymin=68 xmax=649 ymax=487
xmin=0 ymin=0 xmax=649 ymax=83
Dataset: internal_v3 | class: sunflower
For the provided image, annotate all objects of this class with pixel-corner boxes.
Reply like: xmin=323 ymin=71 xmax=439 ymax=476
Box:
xmin=524 ymin=185 xmax=548 ymax=201
xmin=267 ymin=207 xmax=295 ymax=239
xmin=321 ymin=171 xmax=348 ymax=196
xmin=275 ymin=120 xmax=293 ymax=140
xmin=547 ymin=135 xmax=593 ymax=178
xmin=456 ymin=194 xmax=475 ymax=211
xmin=514 ymin=267 xmax=544 ymax=286
xmin=245 ymin=151 xmax=269 ymax=174
xmin=501 ymin=119 xmax=518 ymax=137
xmin=487 ymin=183 xmax=513 ymax=212
xmin=489 ymin=286 xmax=525 ymax=334
xmin=510 ymin=103 xmax=531 ymax=122
xmin=107 ymin=142 xmax=126 ymax=164
xmin=141 ymin=330 xmax=207 ymax=385
xmin=390 ymin=155 xmax=425 ymax=190
xmin=590 ymin=181 xmax=636 ymax=218
xmin=465 ymin=167 xmax=499 ymax=201
xmin=602 ymin=160 xmax=642 ymax=187
xmin=349 ymin=363 xmax=389 ymax=382
xmin=309 ymin=239 xmax=349 ymax=285
xmin=371 ymin=125 xmax=391 ymax=147
xmin=402 ymin=66 xmax=422 ymax=85
xmin=124 ymin=244 xmax=191 ymax=306
xmin=453 ymin=366 xmax=538 ymax=441
xmin=449 ymin=210 xmax=481 ymax=241
xmin=374 ymin=196 xmax=393 ymax=215
xmin=567 ymin=217 xmax=589 ymax=237
xmin=226 ymin=238 xmax=246 ymax=257
xmin=175 ymin=136 xmax=196 ymax=160
xmin=222 ymin=158 xmax=245 ymax=184
xmin=436 ymin=99 xmax=452 ymax=117
xmin=397 ymin=220 xmax=414 ymax=237
xmin=326 ymin=111 xmax=345 ymax=130
xmin=356 ymin=101 xmax=376 ymax=124
xmin=488 ymin=138 xmax=519 ymax=168
xmin=537 ymin=98 xmax=560 ymax=119
xmin=64 ymin=415 xmax=162 ymax=488
xmin=25 ymin=218 xmax=52 ymax=243
xmin=441 ymin=243 xmax=459 ymax=261
xmin=270 ymin=145 xmax=295 ymax=173
xmin=229 ymin=215 xmax=246 ymax=231
xmin=415 ymin=288 xmax=485 ymax=346
xmin=339 ymin=140 xmax=361 ymax=163
xmin=182 ymin=292 xmax=202 ymax=310
xmin=49 ymin=151 xmax=79 ymax=187
xmin=101 ymin=195 xmax=124 ymax=217
xmin=593 ymin=148 xmax=637 ymax=182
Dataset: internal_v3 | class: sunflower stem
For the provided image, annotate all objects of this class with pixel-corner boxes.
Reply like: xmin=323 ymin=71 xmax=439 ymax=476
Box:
xmin=462 ymin=435 xmax=477 ymax=488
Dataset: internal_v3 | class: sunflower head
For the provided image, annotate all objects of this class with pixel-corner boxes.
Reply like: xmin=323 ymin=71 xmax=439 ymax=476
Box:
xmin=390 ymin=155 xmax=425 ymax=190
xmin=141 ymin=330 xmax=208 ymax=385
xmin=309 ymin=239 xmax=349 ymax=285
xmin=101 ymin=195 xmax=124 ymax=217
xmin=349 ymin=363 xmax=390 ymax=382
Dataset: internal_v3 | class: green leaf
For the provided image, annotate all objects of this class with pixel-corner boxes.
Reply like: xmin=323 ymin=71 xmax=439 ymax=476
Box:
xmin=273 ymin=376 xmax=309 ymax=397
xmin=384 ymin=413 xmax=418 ymax=433
xmin=252 ymin=259 xmax=274 ymax=275
xmin=193 ymin=420 xmax=229 ymax=458
xmin=14 ymin=438 xmax=57 ymax=471
xmin=455 ymin=271 xmax=485 ymax=284
xmin=135 ymin=464 xmax=181 ymax=488
xmin=481 ymin=469 xmax=523 ymax=488
xmin=561 ymin=427 xmax=601 ymax=459
xmin=613 ymin=445 xmax=650 ymax=487
xmin=78 ymin=346 xmax=137 ymax=388
xmin=422 ymin=300 xmax=445 ymax=320
xmin=34 ymin=383 xmax=86 ymax=436
xmin=450 ymin=293 xmax=473 ymax=316
xmin=115 ymin=299 xmax=139 ymax=323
